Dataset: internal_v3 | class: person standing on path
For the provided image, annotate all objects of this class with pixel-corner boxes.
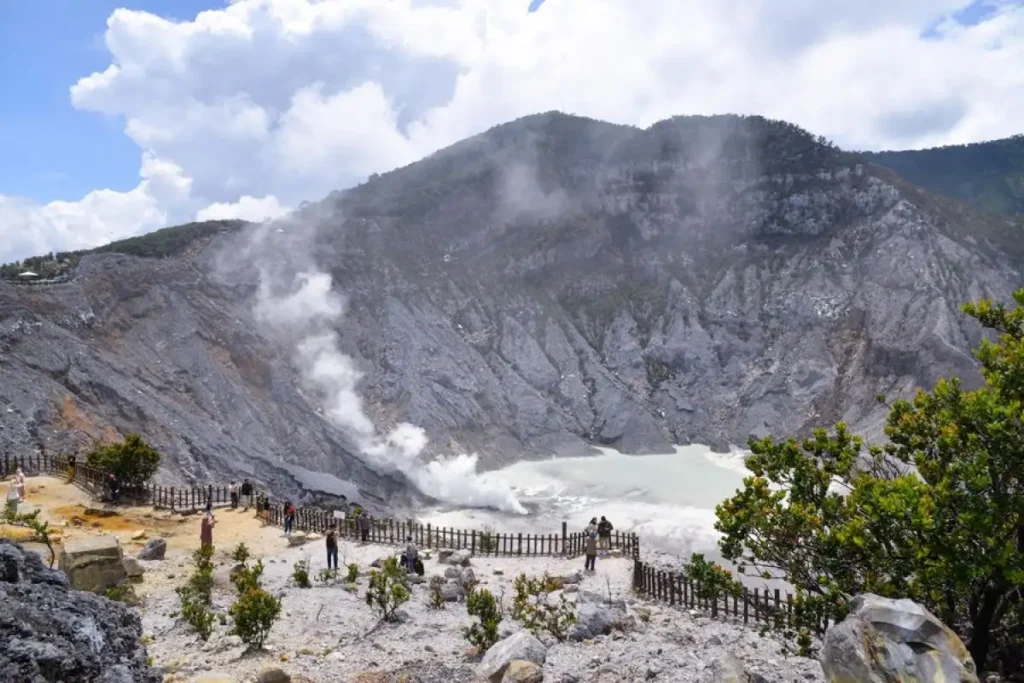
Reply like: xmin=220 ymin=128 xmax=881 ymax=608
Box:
xmin=229 ymin=481 xmax=239 ymax=510
xmin=358 ymin=511 xmax=371 ymax=543
xmin=584 ymin=526 xmax=598 ymax=572
xmin=597 ymin=516 xmax=613 ymax=551
xmin=240 ymin=479 xmax=253 ymax=510
xmin=404 ymin=537 xmax=418 ymax=574
xmin=200 ymin=510 xmax=216 ymax=550
xmin=14 ymin=468 xmax=26 ymax=501
xmin=326 ymin=528 xmax=339 ymax=570
xmin=283 ymin=501 xmax=296 ymax=534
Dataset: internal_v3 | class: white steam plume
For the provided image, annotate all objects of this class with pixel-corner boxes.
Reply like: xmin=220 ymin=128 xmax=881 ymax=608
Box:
xmin=253 ymin=261 xmax=526 ymax=515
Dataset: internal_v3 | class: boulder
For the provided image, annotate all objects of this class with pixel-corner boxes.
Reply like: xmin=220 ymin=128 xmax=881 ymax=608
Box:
xmin=441 ymin=580 xmax=465 ymax=602
xmin=444 ymin=566 xmax=461 ymax=579
xmin=286 ymin=532 xmax=308 ymax=547
xmin=710 ymin=654 xmax=769 ymax=683
xmin=502 ymin=660 xmax=544 ymax=683
xmin=460 ymin=567 xmax=477 ymax=586
xmin=0 ymin=538 xmax=160 ymax=683
xmin=257 ymin=667 xmax=292 ymax=683
xmin=574 ymin=591 xmax=630 ymax=639
xmin=122 ymin=558 xmax=145 ymax=582
xmin=137 ymin=538 xmax=166 ymax=560
xmin=560 ymin=571 xmax=582 ymax=585
xmin=478 ymin=631 xmax=547 ymax=683
xmin=59 ymin=535 xmax=127 ymax=594
xmin=440 ymin=549 xmax=472 ymax=567
xmin=821 ymin=593 xmax=978 ymax=683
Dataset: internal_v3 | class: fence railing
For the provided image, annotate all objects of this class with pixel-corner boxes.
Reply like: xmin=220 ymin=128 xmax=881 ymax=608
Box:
xmin=2 ymin=451 xmax=640 ymax=560
xmin=632 ymin=559 xmax=826 ymax=634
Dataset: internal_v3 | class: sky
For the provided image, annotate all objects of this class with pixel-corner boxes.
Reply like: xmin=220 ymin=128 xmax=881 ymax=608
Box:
xmin=0 ymin=0 xmax=1021 ymax=263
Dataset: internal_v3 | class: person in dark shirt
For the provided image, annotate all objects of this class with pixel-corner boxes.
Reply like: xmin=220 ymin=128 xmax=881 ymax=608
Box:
xmin=325 ymin=528 xmax=339 ymax=570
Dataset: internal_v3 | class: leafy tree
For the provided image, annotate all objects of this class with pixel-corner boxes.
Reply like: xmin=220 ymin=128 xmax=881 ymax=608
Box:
xmin=712 ymin=289 xmax=1024 ymax=675
xmin=85 ymin=434 xmax=161 ymax=488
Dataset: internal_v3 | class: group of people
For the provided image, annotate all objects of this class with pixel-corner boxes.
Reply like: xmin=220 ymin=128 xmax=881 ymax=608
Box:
xmin=583 ymin=516 xmax=614 ymax=572
xmin=227 ymin=479 xmax=255 ymax=509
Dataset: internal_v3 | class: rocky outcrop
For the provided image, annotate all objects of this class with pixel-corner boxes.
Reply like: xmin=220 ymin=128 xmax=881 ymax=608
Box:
xmin=820 ymin=593 xmax=978 ymax=683
xmin=0 ymin=538 xmax=160 ymax=683
xmin=59 ymin=535 xmax=128 ymax=593
xmin=572 ymin=591 xmax=630 ymax=639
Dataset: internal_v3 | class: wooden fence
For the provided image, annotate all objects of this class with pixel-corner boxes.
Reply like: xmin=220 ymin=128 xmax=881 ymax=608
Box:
xmin=632 ymin=559 xmax=825 ymax=633
xmin=2 ymin=451 xmax=640 ymax=560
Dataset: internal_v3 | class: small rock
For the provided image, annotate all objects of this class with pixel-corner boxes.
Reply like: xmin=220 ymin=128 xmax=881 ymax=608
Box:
xmin=122 ymin=558 xmax=145 ymax=582
xmin=502 ymin=660 xmax=543 ymax=683
xmin=460 ymin=567 xmax=477 ymax=586
xmin=286 ymin=533 xmax=308 ymax=547
xmin=137 ymin=538 xmax=167 ymax=560
xmin=131 ymin=530 xmax=147 ymax=541
xmin=478 ymin=631 xmax=547 ymax=682
xmin=444 ymin=567 xmax=461 ymax=579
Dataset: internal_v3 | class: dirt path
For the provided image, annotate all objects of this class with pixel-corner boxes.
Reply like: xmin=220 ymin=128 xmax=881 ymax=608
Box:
xmin=2 ymin=475 xmax=292 ymax=566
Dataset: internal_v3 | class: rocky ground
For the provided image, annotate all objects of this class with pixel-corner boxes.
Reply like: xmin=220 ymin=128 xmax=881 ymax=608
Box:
xmin=5 ymin=476 xmax=826 ymax=683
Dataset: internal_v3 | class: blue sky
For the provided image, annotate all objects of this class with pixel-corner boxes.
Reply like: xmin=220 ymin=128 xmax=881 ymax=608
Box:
xmin=0 ymin=0 xmax=216 ymax=203
xmin=0 ymin=0 xmax=1019 ymax=217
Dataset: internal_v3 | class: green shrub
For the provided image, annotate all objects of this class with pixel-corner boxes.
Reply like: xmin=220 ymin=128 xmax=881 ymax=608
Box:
xmin=230 ymin=588 xmax=281 ymax=650
xmin=428 ymin=575 xmax=446 ymax=610
xmin=681 ymin=553 xmax=743 ymax=602
xmin=230 ymin=559 xmax=265 ymax=595
xmin=365 ymin=557 xmax=409 ymax=621
xmin=316 ymin=568 xmax=339 ymax=584
xmin=464 ymin=586 xmax=502 ymax=651
xmin=231 ymin=542 xmax=251 ymax=564
xmin=478 ymin=528 xmax=495 ymax=554
xmin=85 ymin=434 xmax=160 ymax=488
xmin=346 ymin=562 xmax=360 ymax=584
xmin=292 ymin=558 xmax=311 ymax=588
xmin=511 ymin=573 xmax=577 ymax=642
xmin=176 ymin=544 xmax=217 ymax=640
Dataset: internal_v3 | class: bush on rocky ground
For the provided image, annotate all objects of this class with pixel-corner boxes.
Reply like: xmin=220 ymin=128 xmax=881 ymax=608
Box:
xmin=511 ymin=573 xmax=577 ymax=642
xmin=346 ymin=562 xmax=360 ymax=583
xmin=176 ymin=544 xmax=216 ymax=640
xmin=291 ymin=558 xmax=311 ymax=588
xmin=228 ymin=546 xmax=280 ymax=650
xmin=464 ymin=586 xmax=503 ymax=652
xmin=428 ymin=575 xmax=446 ymax=610
xmin=365 ymin=556 xmax=409 ymax=622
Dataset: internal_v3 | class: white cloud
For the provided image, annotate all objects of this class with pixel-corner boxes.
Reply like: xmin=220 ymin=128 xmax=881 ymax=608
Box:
xmin=195 ymin=195 xmax=290 ymax=222
xmin=2 ymin=0 xmax=1022 ymax=262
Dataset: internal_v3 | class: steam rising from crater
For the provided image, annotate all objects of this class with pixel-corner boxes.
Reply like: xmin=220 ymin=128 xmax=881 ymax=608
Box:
xmin=248 ymin=220 xmax=526 ymax=515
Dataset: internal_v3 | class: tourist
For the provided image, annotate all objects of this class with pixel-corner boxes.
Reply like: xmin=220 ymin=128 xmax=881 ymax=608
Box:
xmin=584 ymin=526 xmax=598 ymax=572
xmin=358 ymin=510 xmax=371 ymax=543
xmin=200 ymin=509 xmax=216 ymax=549
xmin=586 ymin=517 xmax=598 ymax=536
xmin=283 ymin=500 xmax=295 ymax=534
xmin=229 ymin=481 xmax=239 ymax=509
xmin=404 ymin=536 xmax=418 ymax=574
xmin=240 ymin=478 xmax=253 ymax=509
xmin=107 ymin=473 xmax=120 ymax=504
xmin=598 ymin=516 xmax=614 ymax=551
xmin=325 ymin=527 xmax=339 ymax=570
xmin=14 ymin=468 xmax=26 ymax=501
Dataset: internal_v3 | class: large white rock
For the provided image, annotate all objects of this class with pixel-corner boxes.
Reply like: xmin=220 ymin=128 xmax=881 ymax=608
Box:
xmin=477 ymin=631 xmax=547 ymax=683
xmin=821 ymin=593 xmax=978 ymax=683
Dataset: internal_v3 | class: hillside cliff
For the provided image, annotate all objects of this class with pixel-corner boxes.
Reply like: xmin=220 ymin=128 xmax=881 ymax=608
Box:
xmin=1 ymin=113 xmax=1022 ymax=501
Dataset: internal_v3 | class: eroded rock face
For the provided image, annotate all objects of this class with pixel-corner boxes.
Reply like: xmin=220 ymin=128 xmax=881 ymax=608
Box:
xmin=820 ymin=593 xmax=978 ymax=683
xmin=0 ymin=538 xmax=160 ymax=683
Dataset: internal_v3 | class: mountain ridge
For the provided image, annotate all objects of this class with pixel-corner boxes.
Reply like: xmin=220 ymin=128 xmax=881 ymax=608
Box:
xmin=1 ymin=112 xmax=1021 ymax=507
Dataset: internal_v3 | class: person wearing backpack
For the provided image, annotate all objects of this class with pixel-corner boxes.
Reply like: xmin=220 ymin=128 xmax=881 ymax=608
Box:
xmin=325 ymin=527 xmax=339 ymax=570
xmin=597 ymin=516 xmax=613 ymax=551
